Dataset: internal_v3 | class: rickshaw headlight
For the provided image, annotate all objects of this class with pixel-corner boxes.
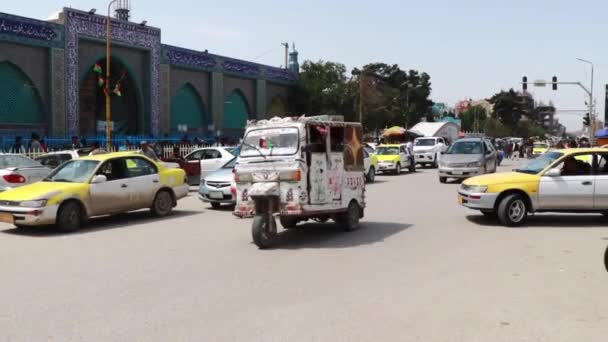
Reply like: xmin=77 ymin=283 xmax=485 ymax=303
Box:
xmin=280 ymin=170 xmax=302 ymax=182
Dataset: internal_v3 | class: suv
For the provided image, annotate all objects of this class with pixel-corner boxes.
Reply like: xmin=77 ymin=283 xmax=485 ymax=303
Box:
xmin=413 ymin=137 xmax=448 ymax=168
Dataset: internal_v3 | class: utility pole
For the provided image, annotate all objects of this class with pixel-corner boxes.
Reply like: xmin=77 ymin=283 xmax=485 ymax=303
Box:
xmin=281 ymin=42 xmax=288 ymax=69
xmin=106 ymin=0 xmax=118 ymax=150
xmin=359 ymin=73 xmax=364 ymax=123
xmin=577 ymin=58 xmax=594 ymax=141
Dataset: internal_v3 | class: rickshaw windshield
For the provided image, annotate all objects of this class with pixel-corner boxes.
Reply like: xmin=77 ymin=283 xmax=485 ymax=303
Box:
xmin=240 ymin=127 xmax=300 ymax=158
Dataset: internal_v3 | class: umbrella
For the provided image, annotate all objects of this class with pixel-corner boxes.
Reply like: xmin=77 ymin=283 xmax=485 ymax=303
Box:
xmin=382 ymin=126 xmax=406 ymax=137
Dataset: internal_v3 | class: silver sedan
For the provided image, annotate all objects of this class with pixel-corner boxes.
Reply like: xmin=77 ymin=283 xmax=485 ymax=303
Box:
xmin=438 ymin=138 xmax=497 ymax=183
xmin=198 ymin=158 xmax=237 ymax=208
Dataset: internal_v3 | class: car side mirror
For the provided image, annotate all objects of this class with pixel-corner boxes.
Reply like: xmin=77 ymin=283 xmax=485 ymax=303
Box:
xmin=91 ymin=175 xmax=107 ymax=184
xmin=545 ymin=168 xmax=561 ymax=177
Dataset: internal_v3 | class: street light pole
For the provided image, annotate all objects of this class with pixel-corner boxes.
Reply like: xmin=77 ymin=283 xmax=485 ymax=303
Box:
xmin=106 ymin=0 xmax=118 ymax=150
xmin=577 ymin=58 xmax=594 ymax=142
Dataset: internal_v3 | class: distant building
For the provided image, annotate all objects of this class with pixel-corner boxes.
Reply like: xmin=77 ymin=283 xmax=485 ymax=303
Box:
xmin=455 ymin=99 xmax=493 ymax=115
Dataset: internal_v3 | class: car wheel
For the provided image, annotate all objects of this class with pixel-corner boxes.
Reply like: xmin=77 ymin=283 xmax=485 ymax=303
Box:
xmin=497 ymin=194 xmax=528 ymax=227
xmin=56 ymin=201 xmax=83 ymax=232
xmin=151 ymin=190 xmax=174 ymax=217
xmin=211 ymin=202 xmax=221 ymax=209
xmin=395 ymin=163 xmax=401 ymax=175
xmin=439 ymin=177 xmax=447 ymax=183
xmin=367 ymin=166 xmax=376 ymax=183
xmin=604 ymin=245 xmax=608 ymax=272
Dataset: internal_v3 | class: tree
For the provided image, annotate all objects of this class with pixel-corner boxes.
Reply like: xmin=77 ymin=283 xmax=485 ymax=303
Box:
xmin=290 ymin=60 xmax=351 ymax=116
xmin=291 ymin=60 xmax=435 ymax=133
xmin=459 ymin=105 xmax=488 ymax=132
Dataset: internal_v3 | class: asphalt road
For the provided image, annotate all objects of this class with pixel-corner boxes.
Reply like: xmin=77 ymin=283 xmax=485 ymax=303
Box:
xmin=1 ymin=159 xmax=608 ymax=341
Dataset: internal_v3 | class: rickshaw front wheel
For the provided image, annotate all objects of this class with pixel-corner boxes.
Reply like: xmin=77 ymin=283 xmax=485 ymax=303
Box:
xmin=252 ymin=214 xmax=277 ymax=249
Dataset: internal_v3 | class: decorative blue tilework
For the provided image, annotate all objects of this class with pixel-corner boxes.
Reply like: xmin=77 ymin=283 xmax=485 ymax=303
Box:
xmin=64 ymin=9 xmax=161 ymax=135
xmin=222 ymin=59 xmax=260 ymax=76
xmin=0 ymin=12 xmax=64 ymax=48
xmin=163 ymin=46 xmax=217 ymax=71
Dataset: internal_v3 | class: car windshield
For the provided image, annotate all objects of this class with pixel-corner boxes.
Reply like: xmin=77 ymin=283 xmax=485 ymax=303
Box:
xmin=223 ymin=158 xmax=237 ymax=169
xmin=225 ymin=147 xmax=236 ymax=156
xmin=415 ymin=139 xmax=436 ymax=146
xmin=515 ymin=152 xmax=563 ymax=174
xmin=240 ymin=127 xmax=299 ymax=157
xmin=446 ymin=141 xmax=482 ymax=154
xmin=0 ymin=155 xmax=42 ymax=169
xmin=375 ymin=146 xmax=400 ymax=155
xmin=45 ymin=160 xmax=99 ymax=183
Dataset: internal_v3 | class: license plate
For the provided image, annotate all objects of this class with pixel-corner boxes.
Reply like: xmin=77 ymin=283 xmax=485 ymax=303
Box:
xmin=0 ymin=213 xmax=14 ymax=224
xmin=452 ymin=171 xmax=464 ymax=175
xmin=458 ymin=196 xmax=463 ymax=204
xmin=209 ymin=191 xmax=224 ymax=200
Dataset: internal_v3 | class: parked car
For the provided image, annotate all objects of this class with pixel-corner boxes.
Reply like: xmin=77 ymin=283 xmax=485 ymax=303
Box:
xmin=198 ymin=157 xmax=237 ymax=208
xmin=0 ymin=152 xmax=189 ymax=231
xmin=180 ymin=147 xmax=236 ymax=185
xmin=438 ymin=138 xmax=497 ymax=183
xmin=374 ymin=144 xmax=414 ymax=175
xmin=363 ymin=149 xmax=378 ymax=182
xmin=35 ymin=150 xmax=80 ymax=169
xmin=457 ymin=148 xmax=608 ymax=226
xmin=413 ymin=137 xmax=448 ymax=168
xmin=0 ymin=154 xmax=52 ymax=192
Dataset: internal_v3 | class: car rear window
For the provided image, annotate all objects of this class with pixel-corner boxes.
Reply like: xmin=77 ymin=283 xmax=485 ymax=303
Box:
xmin=0 ymin=155 xmax=42 ymax=169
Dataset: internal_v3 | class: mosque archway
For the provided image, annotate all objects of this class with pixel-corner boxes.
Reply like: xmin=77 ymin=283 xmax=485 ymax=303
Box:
xmin=79 ymin=57 xmax=141 ymax=136
xmin=171 ymin=83 xmax=209 ymax=134
xmin=223 ymin=89 xmax=251 ymax=137
xmin=265 ymin=95 xmax=288 ymax=118
xmin=0 ymin=61 xmax=45 ymax=126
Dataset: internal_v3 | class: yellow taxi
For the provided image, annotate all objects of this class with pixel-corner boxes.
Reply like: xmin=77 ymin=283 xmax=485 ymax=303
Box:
xmin=458 ymin=148 xmax=608 ymax=226
xmin=531 ymin=142 xmax=550 ymax=157
xmin=374 ymin=144 xmax=414 ymax=175
xmin=0 ymin=152 xmax=189 ymax=231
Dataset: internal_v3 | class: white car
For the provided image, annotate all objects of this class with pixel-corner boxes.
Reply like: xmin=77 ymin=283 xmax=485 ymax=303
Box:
xmin=0 ymin=154 xmax=52 ymax=192
xmin=182 ymin=147 xmax=237 ymax=184
xmin=35 ymin=150 xmax=80 ymax=169
xmin=413 ymin=137 xmax=448 ymax=168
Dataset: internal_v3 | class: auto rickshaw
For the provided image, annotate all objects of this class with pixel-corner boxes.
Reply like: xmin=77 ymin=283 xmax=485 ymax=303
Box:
xmin=234 ymin=115 xmax=366 ymax=249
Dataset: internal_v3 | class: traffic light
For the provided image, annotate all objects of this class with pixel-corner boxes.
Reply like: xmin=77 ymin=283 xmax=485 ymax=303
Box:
xmin=583 ymin=113 xmax=590 ymax=126
xmin=522 ymin=76 xmax=528 ymax=91
xmin=552 ymin=76 xmax=558 ymax=90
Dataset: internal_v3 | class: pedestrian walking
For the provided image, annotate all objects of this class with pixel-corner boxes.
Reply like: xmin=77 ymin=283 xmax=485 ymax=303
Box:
xmin=505 ymin=143 xmax=512 ymax=159
xmin=9 ymin=136 xmax=26 ymax=154
xmin=71 ymin=136 xmax=81 ymax=149
xmin=140 ymin=141 xmax=159 ymax=160
xmin=28 ymin=133 xmax=42 ymax=151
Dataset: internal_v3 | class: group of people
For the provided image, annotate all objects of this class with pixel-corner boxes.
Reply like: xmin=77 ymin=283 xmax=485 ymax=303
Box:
xmin=8 ymin=133 xmax=47 ymax=153
xmin=503 ymin=141 xmax=527 ymax=161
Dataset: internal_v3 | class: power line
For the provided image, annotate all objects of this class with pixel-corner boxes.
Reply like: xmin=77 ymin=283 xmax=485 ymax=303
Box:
xmin=250 ymin=47 xmax=280 ymax=61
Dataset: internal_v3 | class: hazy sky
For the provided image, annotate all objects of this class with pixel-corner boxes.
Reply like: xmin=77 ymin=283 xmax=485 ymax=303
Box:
xmin=5 ymin=0 xmax=608 ymax=131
